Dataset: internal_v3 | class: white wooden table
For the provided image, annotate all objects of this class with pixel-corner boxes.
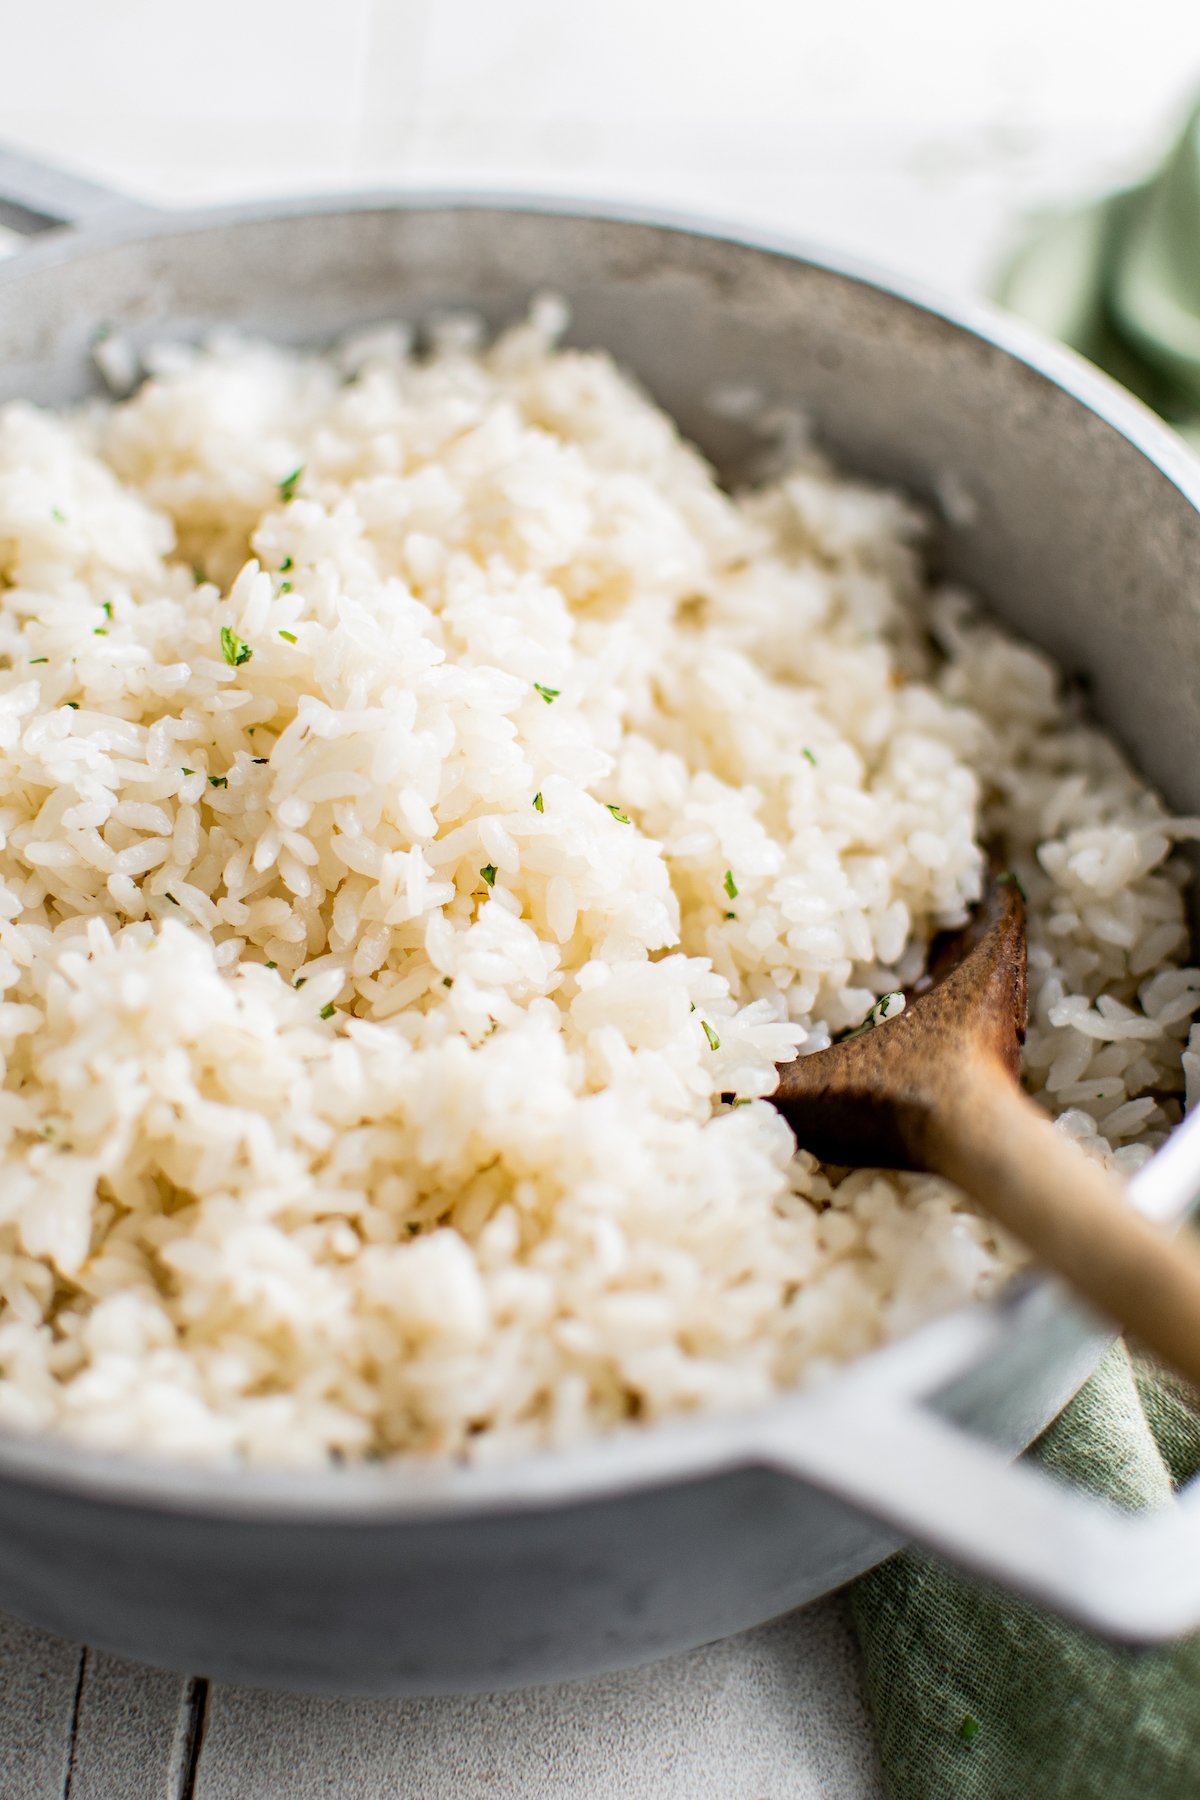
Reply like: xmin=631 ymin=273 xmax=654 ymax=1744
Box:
xmin=3 ymin=1596 xmax=885 ymax=1799
xmin=2 ymin=0 xmax=1199 ymax=1790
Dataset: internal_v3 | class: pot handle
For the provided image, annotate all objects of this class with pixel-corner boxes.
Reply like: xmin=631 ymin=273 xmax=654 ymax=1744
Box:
xmin=756 ymin=1111 xmax=1200 ymax=1644
xmin=0 ymin=142 xmax=153 ymax=237
xmin=758 ymin=1356 xmax=1200 ymax=1644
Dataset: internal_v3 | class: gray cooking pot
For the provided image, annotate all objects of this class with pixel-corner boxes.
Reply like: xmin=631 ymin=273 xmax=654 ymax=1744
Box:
xmin=1 ymin=147 xmax=1200 ymax=1696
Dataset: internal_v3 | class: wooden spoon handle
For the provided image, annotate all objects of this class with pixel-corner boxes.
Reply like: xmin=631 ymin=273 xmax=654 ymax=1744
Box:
xmin=921 ymin=1055 xmax=1200 ymax=1388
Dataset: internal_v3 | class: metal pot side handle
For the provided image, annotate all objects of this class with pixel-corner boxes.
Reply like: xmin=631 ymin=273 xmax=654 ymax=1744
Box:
xmin=758 ymin=1111 xmax=1200 ymax=1646
xmin=758 ymin=1378 xmax=1200 ymax=1644
xmin=0 ymin=142 xmax=151 ymax=237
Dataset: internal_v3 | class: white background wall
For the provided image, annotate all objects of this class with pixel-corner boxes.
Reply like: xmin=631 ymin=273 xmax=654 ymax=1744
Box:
xmin=1 ymin=0 xmax=1200 ymax=293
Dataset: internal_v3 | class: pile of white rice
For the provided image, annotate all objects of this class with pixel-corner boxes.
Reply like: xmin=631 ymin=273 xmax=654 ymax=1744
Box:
xmin=0 ymin=303 xmax=1196 ymax=1466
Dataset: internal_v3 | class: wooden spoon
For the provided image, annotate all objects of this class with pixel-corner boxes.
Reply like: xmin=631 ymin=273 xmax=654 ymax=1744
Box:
xmin=772 ymin=872 xmax=1200 ymax=1387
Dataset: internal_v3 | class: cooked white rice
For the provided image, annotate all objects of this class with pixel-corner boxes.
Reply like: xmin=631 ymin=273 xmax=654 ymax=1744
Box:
xmin=0 ymin=303 xmax=1195 ymax=1466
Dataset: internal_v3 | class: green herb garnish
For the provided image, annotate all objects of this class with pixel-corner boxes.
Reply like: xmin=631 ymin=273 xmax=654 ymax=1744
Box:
xmin=220 ymin=625 xmax=253 ymax=668
xmin=278 ymin=465 xmax=304 ymax=502
xmin=29 ymin=657 xmax=48 ymax=665
xmin=960 ymin=1716 xmax=980 ymax=1745
xmin=844 ymin=991 xmax=904 ymax=1040
xmin=442 ymin=976 xmax=453 ymax=988
xmin=252 ymin=756 xmax=269 ymax=765
xmin=319 ymin=1003 xmax=336 ymax=1020
xmin=93 ymin=628 xmax=107 ymax=636
xmin=724 ymin=911 xmax=736 ymax=920
xmin=606 ymin=804 xmax=631 ymax=824
xmin=164 ymin=892 xmax=180 ymax=906
xmin=50 ymin=507 xmax=66 ymax=524
xmin=480 ymin=864 xmax=497 ymax=887
xmin=294 ymin=976 xmax=307 ymax=989
xmin=279 ymin=580 xmax=293 ymax=595
xmin=533 ymin=683 xmax=560 ymax=704
xmin=265 ymin=961 xmax=277 ymax=970
xmin=279 ymin=556 xmax=294 ymax=573
xmin=802 ymin=746 xmax=817 ymax=766
xmin=180 ymin=767 xmax=194 ymax=776
xmin=192 ymin=566 xmax=206 ymax=586
xmin=533 ymin=791 xmax=544 ymax=813
xmin=101 ymin=600 xmax=113 ymax=620
xmin=701 ymin=1020 xmax=720 ymax=1052
xmin=208 ymin=774 xmax=228 ymax=789
xmin=65 ymin=701 xmax=78 ymax=710
xmin=278 ymin=629 xmax=297 ymax=643
xmin=723 ymin=869 xmax=738 ymax=899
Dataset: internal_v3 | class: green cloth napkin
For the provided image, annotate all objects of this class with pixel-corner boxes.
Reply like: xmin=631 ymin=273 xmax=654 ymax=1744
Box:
xmin=848 ymin=109 xmax=1200 ymax=1797
xmin=996 ymin=100 xmax=1200 ymax=449
xmin=849 ymin=1346 xmax=1200 ymax=1797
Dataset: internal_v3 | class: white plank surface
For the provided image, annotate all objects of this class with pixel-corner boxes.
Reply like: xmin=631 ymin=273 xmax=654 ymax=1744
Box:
xmin=193 ymin=1599 xmax=884 ymax=1800
xmin=64 ymin=1654 xmax=201 ymax=1800
xmin=0 ymin=1597 xmax=883 ymax=1799
xmin=0 ymin=1613 xmax=81 ymax=1800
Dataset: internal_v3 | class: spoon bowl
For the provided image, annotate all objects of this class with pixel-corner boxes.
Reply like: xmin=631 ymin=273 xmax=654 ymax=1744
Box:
xmin=774 ymin=873 xmax=1200 ymax=1389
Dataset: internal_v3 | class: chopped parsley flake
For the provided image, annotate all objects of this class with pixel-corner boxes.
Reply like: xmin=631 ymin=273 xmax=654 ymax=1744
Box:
xmin=960 ymin=1716 xmax=980 ymax=1744
xmin=533 ymin=683 xmax=560 ymax=704
xmin=180 ymin=767 xmax=194 ymax=776
xmin=252 ymin=756 xmax=269 ymax=765
xmin=279 ymin=580 xmax=293 ymax=594
xmin=192 ymin=566 xmax=206 ymax=586
xmin=845 ymin=991 xmax=904 ymax=1040
xmin=93 ymin=627 xmax=107 ymax=636
xmin=220 ymin=625 xmax=253 ymax=668
xmin=442 ymin=976 xmax=453 ymax=988
xmin=164 ymin=892 xmax=180 ymax=905
xmin=265 ymin=961 xmax=277 ymax=970
xmin=732 ymin=1097 xmax=753 ymax=1107
xmin=701 ymin=1020 xmax=721 ymax=1052
xmin=480 ymin=864 xmax=497 ymax=887
xmin=50 ymin=507 xmax=66 ymax=524
xmin=319 ymin=1003 xmax=336 ymax=1021
xmin=689 ymin=1001 xmax=697 ymax=1012
xmin=208 ymin=774 xmax=228 ymax=789
xmin=724 ymin=911 xmax=736 ymax=920
xmin=278 ymin=465 xmax=304 ymax=502
xmin=294 ymin=976 xmax=307 ymax=989
xmin=29 ymin=657 xmax=48 ymax=665
xmin=279 ymin=556 xmax=294 ymax=572
xmin=101 ymin=601 xmax=113 ymax=620
xmin=278 ymin=629 xmax=298 ymax=643
xmin=606 ymin=804 xmax=631 ymax=824
xmin=724 ymin=869 xmax=738 ymax=899
xmin=65 ymin=701 xmax=78 ymax=710
xmin=802 ymin=746 xmax=817 ymax=766
xmin=533 ymin=791 xmax=544 ymax=812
